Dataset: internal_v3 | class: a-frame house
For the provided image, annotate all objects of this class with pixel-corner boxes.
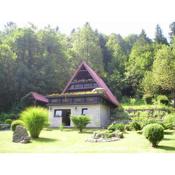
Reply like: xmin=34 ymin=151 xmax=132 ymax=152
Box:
xmin=47 ymin=61 xmax=119 ymax=128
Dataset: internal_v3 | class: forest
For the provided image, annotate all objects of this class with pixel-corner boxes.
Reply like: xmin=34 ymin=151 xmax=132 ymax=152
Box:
xmin=1 ymin=21 xmax=175 ymax=113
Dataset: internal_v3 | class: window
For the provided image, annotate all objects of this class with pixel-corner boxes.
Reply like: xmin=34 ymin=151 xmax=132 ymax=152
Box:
xmin=54 ymin=110 xmax=62 ymax=117
xmin=82 ymin=108 xmax=88 ymax=115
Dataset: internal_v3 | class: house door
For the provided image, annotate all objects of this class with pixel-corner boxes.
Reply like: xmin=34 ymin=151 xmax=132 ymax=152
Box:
xmin=62 ymin=109 xmax=71 ymax=126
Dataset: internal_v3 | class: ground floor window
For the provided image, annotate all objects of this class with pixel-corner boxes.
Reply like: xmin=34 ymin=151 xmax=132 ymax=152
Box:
xmin=54 ymin=109 xmax=62 ymax=117
xmin=82 ymin=108 xmax=88 ymax=115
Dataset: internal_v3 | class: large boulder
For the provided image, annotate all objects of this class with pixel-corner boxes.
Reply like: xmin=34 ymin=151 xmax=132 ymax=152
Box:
xmin=12 ymin=125 xmax=31 ymax=143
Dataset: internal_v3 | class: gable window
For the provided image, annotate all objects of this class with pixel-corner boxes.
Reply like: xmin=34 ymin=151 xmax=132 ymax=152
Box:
xmin=82 ymin=108 xmax=88 ymax=115
xmin=54 ymin=109 xmax=62 ymax=117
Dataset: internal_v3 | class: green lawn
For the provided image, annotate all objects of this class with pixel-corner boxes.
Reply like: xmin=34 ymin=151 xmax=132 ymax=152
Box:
xmin=0 ymin=128 xmax=175 ymax=153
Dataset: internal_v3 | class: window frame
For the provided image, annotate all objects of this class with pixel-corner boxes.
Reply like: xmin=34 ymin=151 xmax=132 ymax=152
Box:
xmin=54 ymin=109 xmax=62 ymax=117
xmin=81 ymin=108 xmax=88 ymax=115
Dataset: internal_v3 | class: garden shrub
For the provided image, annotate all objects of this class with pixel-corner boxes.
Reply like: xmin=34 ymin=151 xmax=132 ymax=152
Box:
xmin=143 ymin=123 xmax=164 ymax=147
xmin=107 ymin=123 xmax=125 ymax=132
xmin=131 ymin=115 xmax=159 ymax=129
xmin=163 ymin=114 xmax=175 ymax=129
xmin=11 ymin=120 xmax=25 ymax=131
xmin=143 ymin=94 xmax=153 ymax=104
xmin=0 ymin=113 xmax=17 ymax=122
xmin=130 ymin=98 xmax=136 ymax=105
xmin=153 ymin=111 xmax=168 ymax=119
xmin=130 ymin=121 xmax=141 ymax=131
xmin=20 ymin=107 xmax=48 ymax=138
xmin=125 ymin=124 xmax=132 ymax=131
xmin=111 ymin=107 xmax=130 ymax=123
xmin=71 ymin=115 xmax=90 ymax=133
xmin=157 ymin=95 xmax=169 ymax=105
xmin=5 ymin=119 xmax=13 ymax=125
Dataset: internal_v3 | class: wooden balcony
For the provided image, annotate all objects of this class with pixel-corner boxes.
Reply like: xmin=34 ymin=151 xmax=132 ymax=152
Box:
xmin=68 ymin=82 xmax=98 ymax=91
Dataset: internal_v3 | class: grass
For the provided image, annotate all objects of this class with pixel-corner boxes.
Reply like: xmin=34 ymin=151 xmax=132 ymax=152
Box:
xmin=0 ymin=128 xmax=175 ymax=153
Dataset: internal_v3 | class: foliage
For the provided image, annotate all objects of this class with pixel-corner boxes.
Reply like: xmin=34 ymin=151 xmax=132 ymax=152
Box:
xmin=1 ymin=22 xmax=175 ymax=113
xmin=11 ymin=120 xmax=25 ymax=131
xmin=130 ymin=121 xmax=141 ymax=131
xmin=152 ymin=46 xmax=175 ymax=106
xmin=143 ymin=123 xmax=164 ymax=147
xmin=163 ymin=114 xmax=175 ymax=129
xmin=143 ymin=94 xmax=153 ymax=104
xmin=111 ymin=106 xmax=130 ymax=123
xmin=155 ymin=24 xmax=168 ymax=44
xmin=156 ymin=95 xmax=169 ymax=105
xmin=107 ymin=123 xmax=125 ymax=132
xmin=71 ymin=115 xmax=90 ymax=133
xmin=70 ymin=23 xmax=104 ymax=73
xmin=5 ymin=119 xmax=12 ymax=125
xmin=125 ymin=124 xmax=132 ymax=131
xmin=20 ymin=107 xmax=48 ymax=138
xmin=0 ymin=113 xmax=17 ymax=122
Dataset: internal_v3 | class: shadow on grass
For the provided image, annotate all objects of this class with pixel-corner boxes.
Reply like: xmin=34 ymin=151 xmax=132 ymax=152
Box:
xmin=157 ymin=145 xmax=175 ymax=151
xmin=81 ymin=130 xmax=95 ymax=134
xmin=33 ymin=137 xmax=58 ymax=143
xmin=164 ymin=131 xmax=174 ymax=135
xmin=163 ymin=138 xmax=172 ymax=141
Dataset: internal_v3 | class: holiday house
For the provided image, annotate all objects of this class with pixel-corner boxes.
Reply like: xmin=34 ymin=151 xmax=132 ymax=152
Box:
xmin=47 ymin=61 xmax=119 ymax=128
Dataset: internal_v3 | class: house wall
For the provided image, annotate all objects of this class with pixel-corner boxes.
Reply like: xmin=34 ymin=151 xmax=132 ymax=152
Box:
xmin=100 ymin=104 xmax=111 ymax=127
xmin=48 ymin=104 xmax=111 ymax=128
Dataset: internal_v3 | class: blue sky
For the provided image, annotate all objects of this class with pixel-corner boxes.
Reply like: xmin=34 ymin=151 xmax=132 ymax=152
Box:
xmin=0 ymin=0 xmax=174 ymax=39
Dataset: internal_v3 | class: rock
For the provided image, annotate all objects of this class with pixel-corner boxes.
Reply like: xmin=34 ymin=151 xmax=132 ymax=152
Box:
xmin=20 ymin=136 xmax=31 ymax=144
xmin=13 ymin=125 xmax=31 ymax=143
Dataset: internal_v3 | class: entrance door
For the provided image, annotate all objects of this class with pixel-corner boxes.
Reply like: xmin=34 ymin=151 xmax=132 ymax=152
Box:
xmin=62 ymin=109 xmax=71 ymax=126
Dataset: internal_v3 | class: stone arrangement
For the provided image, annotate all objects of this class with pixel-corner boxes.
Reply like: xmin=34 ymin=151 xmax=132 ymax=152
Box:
xmin=86 ymin=130 xmax=123 ymax=143
xmin=86 ymin=137 xmax=120 ymax=142
xmin=12 ymin=125 xmax=31 ymax=144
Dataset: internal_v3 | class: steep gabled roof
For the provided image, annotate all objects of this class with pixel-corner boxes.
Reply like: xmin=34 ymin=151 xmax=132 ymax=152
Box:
xmin=63 ymin=61 xmax=119 ymax=106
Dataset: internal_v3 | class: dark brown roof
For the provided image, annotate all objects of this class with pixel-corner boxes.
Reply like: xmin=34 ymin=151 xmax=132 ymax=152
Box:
xmin=63 ymin=61 xmax=119 ymax=106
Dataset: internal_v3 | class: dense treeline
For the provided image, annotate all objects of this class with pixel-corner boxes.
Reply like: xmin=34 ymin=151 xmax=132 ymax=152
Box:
xmin=1 ymin=22 xmax=175 ymax=112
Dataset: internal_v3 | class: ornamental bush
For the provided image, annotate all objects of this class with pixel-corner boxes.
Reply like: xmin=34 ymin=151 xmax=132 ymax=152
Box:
xmin=11 ymin=120 xmax=25 ymax=131
xmin=130 ymin=121 xmax=141 ymax=131
xmin=143 ymin=94 xmax=153 ymax=104
xmin=163 ymin=114 xmax=175 ymax=129
xmin=143 ymin=123 xmax=164 ymax=147
xmin=5 ymin=119 xmax=13 ymax=125
xmin=71 ymin=115 xmax=90 ymax=133
xmin=157 ymin=95 xmax=169 ymax=105
xmin=107 ymin=123 xmax=125 ymax=132
xmin=20 ymin=107 xmax=48 ymax=138
xmin=125 ymin=124 xmax=132 ymax=131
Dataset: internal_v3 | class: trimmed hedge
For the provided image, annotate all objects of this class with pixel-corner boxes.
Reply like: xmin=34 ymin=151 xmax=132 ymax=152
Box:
xmin=143 ymin=123 xmax=164 ymax=147
xmin=5 ymin=119 xmax=13 ymax=125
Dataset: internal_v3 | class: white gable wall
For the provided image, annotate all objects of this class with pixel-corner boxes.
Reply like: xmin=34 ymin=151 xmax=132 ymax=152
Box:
xmin=48 ymin=104 xmax=110 ymax=128
xmin=100 ymin=104 xmax=111 ymax=127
